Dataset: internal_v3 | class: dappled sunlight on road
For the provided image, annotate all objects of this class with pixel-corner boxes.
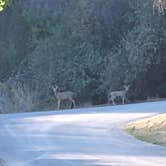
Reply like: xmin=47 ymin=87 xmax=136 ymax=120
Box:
xmin=29 ymin=152 xmax=166 ymax=166
xmin=0 ymin=101 xmax=166 ymax=166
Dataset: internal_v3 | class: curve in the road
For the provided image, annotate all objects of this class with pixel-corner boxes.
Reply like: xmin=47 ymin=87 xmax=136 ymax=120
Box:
xmin=0 ymin=101 xmax=166 ymax=166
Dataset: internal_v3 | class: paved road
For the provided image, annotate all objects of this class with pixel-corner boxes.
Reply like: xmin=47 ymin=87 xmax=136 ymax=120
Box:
xmin=0 ymin=101 xmax=166 ymax=166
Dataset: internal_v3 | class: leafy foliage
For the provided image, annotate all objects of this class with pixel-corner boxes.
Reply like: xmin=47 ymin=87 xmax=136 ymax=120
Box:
xmin=0 ymin=0 xmax=166 ymax=112
xmin=0 ymin=0 xmax=8 ymax=11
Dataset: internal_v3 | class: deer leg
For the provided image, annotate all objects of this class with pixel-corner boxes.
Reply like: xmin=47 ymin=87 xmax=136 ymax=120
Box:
xmin=111 ymin=97 xmax=116 ymax=105
xmin=125 ymin=97 xmax=129 ymax=104
xmin=72 ymin=99 xmax=76 ymax=108
xmin=71 ymin=99 xmax=76 ymax=109
xmin=122 ymin=96 xmax=125 ymax=104
xmin=57 ymin=100 xmax=61 ymax=110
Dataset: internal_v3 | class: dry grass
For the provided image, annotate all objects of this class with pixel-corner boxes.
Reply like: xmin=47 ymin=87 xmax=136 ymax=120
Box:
xmin=125 ymin=114 xmax=166 ymax=146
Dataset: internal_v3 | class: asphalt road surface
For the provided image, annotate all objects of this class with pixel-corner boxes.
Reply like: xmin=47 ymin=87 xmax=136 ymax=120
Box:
xmin=0 ymin=101 xmax=166 ymax=166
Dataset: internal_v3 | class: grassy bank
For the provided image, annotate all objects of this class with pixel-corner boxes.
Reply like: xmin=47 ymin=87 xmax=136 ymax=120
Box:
xmin=125 ymin=114 xmax=166 ymax=146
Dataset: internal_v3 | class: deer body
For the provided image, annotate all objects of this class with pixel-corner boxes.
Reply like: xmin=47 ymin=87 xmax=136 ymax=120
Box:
xmin=108 ymin=85 xmax=130 ymax=105
xmin=52 ymin=86 xmax=76 ymax=110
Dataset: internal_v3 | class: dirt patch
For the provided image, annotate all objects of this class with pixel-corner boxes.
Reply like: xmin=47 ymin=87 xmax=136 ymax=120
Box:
xmin=125 ymin=114 xmax=166 ymax=146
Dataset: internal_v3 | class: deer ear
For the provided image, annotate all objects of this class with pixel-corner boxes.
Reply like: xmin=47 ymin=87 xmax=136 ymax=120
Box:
xmin=123 ymin=85 xmax=126 ymax=88
xmin=124 ymin=85 xmax=130 ymax=88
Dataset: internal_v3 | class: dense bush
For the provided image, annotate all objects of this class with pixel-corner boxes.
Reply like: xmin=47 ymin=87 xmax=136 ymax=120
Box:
xmin=0 ymin=0 xmax=166 ymax=112
xmin=0 ymin=82 xmax=39 ymax=113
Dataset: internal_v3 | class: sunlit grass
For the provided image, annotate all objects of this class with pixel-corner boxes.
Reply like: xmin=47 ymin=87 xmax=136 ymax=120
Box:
xmin=0 ymin=0 xmax=7 ymax=12
xmin=125 ymin=114 xmax=166 ymax=146
xmin=0 ymin=6 xmax=4 ymax=11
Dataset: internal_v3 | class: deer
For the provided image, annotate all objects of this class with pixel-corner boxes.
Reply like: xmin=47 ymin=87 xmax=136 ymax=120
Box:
xmin=108 ymin=85 xmax=130 ymax=105
xmin=52 ymin=85 xmax=76 ymax=110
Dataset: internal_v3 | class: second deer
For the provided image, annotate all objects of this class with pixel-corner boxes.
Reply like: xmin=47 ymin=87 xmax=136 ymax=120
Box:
xmin=108 ymin=85 xmax=130 ymax=105
xmin=52 ymin=85 xmax=76 ymax=110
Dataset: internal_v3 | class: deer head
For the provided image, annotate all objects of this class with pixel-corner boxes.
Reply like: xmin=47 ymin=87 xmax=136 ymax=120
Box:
xmin=124 ymin=85 xmax=130 ymax=91
xmin=52 ymin=85 xmax=59 ymax=95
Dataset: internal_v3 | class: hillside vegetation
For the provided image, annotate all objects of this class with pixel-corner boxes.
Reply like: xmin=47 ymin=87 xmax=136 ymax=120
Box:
xmin=0 ymin=1 xmax=166 ymax=112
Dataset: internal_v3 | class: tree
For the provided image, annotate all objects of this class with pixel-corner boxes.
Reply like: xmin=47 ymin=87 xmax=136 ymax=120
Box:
xmin=1 ymin=0 xmax=166 ymax=112
xmin=153 ymin=0 xmax=166 ymax=13
xmin=0 ymin=0 xmax=9 ymax=11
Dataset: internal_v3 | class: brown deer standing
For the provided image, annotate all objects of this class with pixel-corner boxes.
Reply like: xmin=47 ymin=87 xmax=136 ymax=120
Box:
xmin=52 ymin=85 xmax=76 ymax=110
xmin=108 ymin=85 xmax=130 ymax=105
